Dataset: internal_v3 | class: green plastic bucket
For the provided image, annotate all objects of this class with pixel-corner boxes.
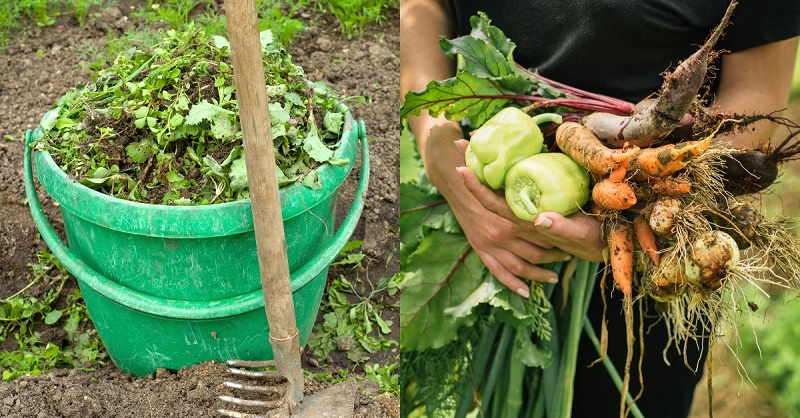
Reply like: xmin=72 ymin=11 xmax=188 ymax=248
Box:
xmin=24 ymin=108 xmax=369 ymax=377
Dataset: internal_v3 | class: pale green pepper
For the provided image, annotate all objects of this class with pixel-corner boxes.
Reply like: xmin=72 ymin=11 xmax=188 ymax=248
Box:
xmin=465 ymin=108 xmax=561 ymax=189
xmin=504 ymin=153 xmax=590 ymax=221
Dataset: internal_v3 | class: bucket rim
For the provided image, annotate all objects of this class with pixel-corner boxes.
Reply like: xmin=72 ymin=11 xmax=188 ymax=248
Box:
xmin=30 ymin=105 xmax=361 ymax=238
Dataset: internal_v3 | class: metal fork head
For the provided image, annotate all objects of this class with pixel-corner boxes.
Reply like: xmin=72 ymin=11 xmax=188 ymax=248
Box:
xmin=217 ymin=359 xmax=296 ymax=418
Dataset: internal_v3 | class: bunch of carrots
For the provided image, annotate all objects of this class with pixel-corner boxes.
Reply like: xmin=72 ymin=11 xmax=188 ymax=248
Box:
xmin=538 ymin=2 xmax=800 ymax=416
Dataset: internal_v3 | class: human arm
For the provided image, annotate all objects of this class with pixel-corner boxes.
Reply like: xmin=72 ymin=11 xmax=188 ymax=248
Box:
xmin=714 ymin=36 xmax=799 ymax=147
xmin=400 ymin=0 xmax=606 ymax=298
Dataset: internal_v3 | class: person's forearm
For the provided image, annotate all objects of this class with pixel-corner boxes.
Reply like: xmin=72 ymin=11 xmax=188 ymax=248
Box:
xmin=400 ymin=0 xmax=467 ymax=196
xmin=713 ymin=37 xmax=798 ymax=148
xmin=400 ymin=0 xmax=455 ymax=101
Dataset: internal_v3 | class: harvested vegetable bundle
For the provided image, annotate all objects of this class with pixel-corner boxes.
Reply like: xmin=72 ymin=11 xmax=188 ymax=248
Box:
xmin=400 ymin=2 xmax=800 ymax=417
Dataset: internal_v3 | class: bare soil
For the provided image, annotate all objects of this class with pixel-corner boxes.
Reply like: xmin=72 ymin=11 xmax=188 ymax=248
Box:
xmin=0 ymin=2 xmax=398 ymax=417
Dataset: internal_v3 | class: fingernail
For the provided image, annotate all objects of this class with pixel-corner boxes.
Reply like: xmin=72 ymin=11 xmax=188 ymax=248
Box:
xmin=535 ymin=215 xmax=552 ymax=228
xmin=517 ymin=287 xmax=530 ymax=298
xmin=547 ymin=276 xmax=559 ymax=284
xmin=563 ymin=254 xmax=573 ymax=261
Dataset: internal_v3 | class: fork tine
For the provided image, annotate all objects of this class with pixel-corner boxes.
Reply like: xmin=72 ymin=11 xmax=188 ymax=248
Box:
xmin=226 ymin=359 xmax=277 ymax=368
xmin=217 ymin=408 xmax=273 ymax=418
xmin=223 ymin=381 xmax=283 ymax=395
xmin=219 ymin=395 xmax=284 ymax=409
xmin=227 ymin=368 xmax=286 ymax=380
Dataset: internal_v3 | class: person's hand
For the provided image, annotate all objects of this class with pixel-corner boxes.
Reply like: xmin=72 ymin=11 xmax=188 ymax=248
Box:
xmin=427 ymin=137 xmax=605 ymax=298
xmin=453 ymin=140 xmax=606 ymax=293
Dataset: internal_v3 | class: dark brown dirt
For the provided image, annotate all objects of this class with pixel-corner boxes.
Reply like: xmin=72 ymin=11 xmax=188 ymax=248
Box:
xmin=0 ymin=2 xmax=398 ymax=417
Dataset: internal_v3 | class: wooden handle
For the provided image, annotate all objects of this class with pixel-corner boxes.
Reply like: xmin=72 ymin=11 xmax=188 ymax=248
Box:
xmin=225 ymin=0 xmax=295 ymax=340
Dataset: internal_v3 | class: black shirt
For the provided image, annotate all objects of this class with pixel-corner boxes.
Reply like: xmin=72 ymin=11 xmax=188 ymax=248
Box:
xmin=449 ymin=0 xmax=800 ymax=103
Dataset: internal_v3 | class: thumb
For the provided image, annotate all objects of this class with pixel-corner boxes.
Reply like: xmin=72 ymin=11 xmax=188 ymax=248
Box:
xmin=535 ymin=211 xmax=604 ymax=248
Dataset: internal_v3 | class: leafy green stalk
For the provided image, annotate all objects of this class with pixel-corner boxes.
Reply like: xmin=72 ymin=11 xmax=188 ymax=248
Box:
xmin=504 ymin=331 xmax=528 ymax=417
xmin=583 ymin=317 xmax=645 ymax=418
xmin=555 ymin=259 xmax=599 ymax=416
xmin=480 ymin=323 xmax=515 ymax=417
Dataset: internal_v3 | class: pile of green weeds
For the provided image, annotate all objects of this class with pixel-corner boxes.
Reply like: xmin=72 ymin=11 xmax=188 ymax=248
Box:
xmin=37 ymin=24 xmax=346 ymax=205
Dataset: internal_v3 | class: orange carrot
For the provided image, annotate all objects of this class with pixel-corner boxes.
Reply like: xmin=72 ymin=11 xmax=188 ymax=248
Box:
xmin=631 ymin=137 xmax=711 ymax=178
xmin=633 ymin=214 xmax=660 ymax=266
xmin=607 ymin=221 xmax=635 ymax=295
xmin=608 ymin=165 xmax=628 ymax=183
xmin=592 ymin=178 xmax=637 ymax=211
xmin=650 ymin=177 xmax=692 ymax=196
xmin=556 ymin=122 xmax=640 ymax=175
xmin=589 ymin=201 xmax=607 ymax=221
xmin=605 ymin=220 xmax=637 ymax=418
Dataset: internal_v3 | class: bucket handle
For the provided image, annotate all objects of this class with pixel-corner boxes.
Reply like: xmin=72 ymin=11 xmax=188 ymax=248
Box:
xmin=23 ymin=120 xmax=369 ymax=320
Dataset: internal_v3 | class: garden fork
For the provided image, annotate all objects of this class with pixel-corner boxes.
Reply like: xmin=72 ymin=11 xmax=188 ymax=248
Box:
xmin=216 ymin=0 xmax=354 ymax=416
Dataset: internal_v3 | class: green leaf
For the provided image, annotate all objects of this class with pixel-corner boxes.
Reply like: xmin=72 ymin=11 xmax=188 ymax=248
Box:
xmin=173 ymin=197 xmax=193 ymax=205
xmin=399 ymin=183 xmax=460 ymax=261
xmin=469 ymin=12 xmax=518 ymax=59
xmin=268 ymin=102 xmax=291 ymax=125
xmin=168 ymin=113 xmax=184 ymax=128
xmin=284 ymin=92 xmax=304 ymax=107
xmin=220 ymin=145 xmax=242 ymax=166
xmin=398 ymin=12 xmax=536 ymax=129
xmin=55 ymin=118 xmax=77 ymax=130
xmin=210 ymin=113 xmax=235 ymax=140
xmin=39 ymin=109 xmax=60 ymax=132
xmin=259 ymin=30 xmax=275 ymax=49
xmin=340 ymin=240 xmax=364 ymax=253
xmin=399 ymin=122 xmax=422 ymax=184
xmin=443 ymin=278 xmax=503 ymax=319
xmin=92 ymin=167 xmax=109 ymax=178
xmin=126 ymin=141 xmax=155 ymax=163
xmin=399 ymin=230 xmax=487 ymax=351
xmin=323 ymin=112 xmax=344 ymax=134
xmin=212 ymin=35 xmax=229 ymax=49
xmin=374 ymin=312 xmax=393 ymax=335
xmin=134 ymin=106 xmax=149 ymax=119
xmin=265 ymin=85 xmax=288 ymax=98
xmin=185 ymin=100 xmax=232 ymax=126
xmin=514 ymin=330 xmax=553 ymax=368
xmin=441 ymin=34 xmax=517 ymax=80
xmin=44 ymin=309 xmax=63 ymax=325
xmin=275 ymin=166 xmax=291 ymax=186
xmin=402 ymin=71 xmax=524 ymax=129
xmin=331 ymin=252 xmax=365 ymax=266
xmin=328 ymin=158 xmax=349 ymax=167
xmin=302 ymin=123 xmax=333 ymax=163
xmin=301 ymin=170 xmax=321 ymax=190
xmin=229 ymin=155 xmax=248 ymax=191
xmin=166 ymin=171 xmax=184 ymax=183
xmin=203 ymin=155 xmax=225 ymax=177
xmin=271 ymin=124 xmax=287 ymax=138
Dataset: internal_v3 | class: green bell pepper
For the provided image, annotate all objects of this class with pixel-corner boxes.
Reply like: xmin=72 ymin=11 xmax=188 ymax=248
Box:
xmin=465 ymin=108 xmax=561 ymax=189
xmin=504 ymin=153 xmax=590 ymax=221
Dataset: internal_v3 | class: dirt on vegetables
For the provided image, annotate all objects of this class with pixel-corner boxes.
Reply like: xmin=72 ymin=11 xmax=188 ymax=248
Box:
xmin=0 ymin=2 xmax=398 ymax=417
